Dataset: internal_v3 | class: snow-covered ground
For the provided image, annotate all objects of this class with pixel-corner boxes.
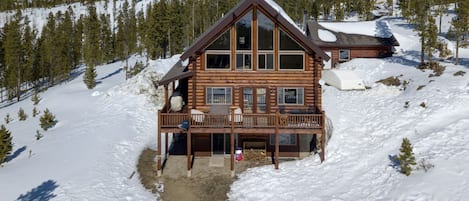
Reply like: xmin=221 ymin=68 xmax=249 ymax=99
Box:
xmin=1 ymin=1 xmax=469 ymax=201
xmin=0 ymin=55 xmax=179 ymax=201
xmin=229 ymin=16 xmax=469 ymax=201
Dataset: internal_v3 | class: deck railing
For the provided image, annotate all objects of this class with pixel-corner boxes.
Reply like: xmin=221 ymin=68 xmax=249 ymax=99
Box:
xmin=159 ymin=111 xmax=323 ymax=130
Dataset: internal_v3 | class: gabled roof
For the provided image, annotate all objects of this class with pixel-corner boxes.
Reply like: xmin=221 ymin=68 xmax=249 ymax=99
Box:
xmin=306 ymin=21 xmax=400 ymax=48
xmin=180 ymin=0 xmax=329 ymax=61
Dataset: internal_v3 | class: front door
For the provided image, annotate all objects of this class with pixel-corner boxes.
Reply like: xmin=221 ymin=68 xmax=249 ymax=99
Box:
xmin=212 ymin=134 xmax=230 ymax=155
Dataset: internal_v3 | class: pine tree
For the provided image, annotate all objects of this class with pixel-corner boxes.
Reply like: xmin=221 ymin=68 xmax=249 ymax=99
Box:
xmin=39 ymin=108 xmax=56 ymax=131
xmin=4 ymin=11 xmax=24 ymax=101
xmin=397 ymin=138 xmax=417 ymax=176
xmin=4 ymin=113 xmax=12 ymax=124
xmin=83 ymin=64 xmax=97 ymax=89
xmin=0 ymin=125 xmax=12 ymax=165
xmin=18 ymin=107 xmax=27 ymax=121
xmin=32 ymin=107 xmax=39 ymax=117
xmin=31 ymin=92 xmax=40 ymax=105
xmin=452 ymin=0 xmax=469 ymax=65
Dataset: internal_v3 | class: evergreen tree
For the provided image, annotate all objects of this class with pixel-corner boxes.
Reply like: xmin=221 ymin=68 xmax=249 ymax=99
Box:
xmin=39 ymin=108 xmax=56 ymax=131
xmin=83 ymin=64 xmax=97 ymax=89
xmin=397 ymin=138 xmax=417 ymax=176
xmin=452 ymin=0 xmax=469 ymax=65
xmin=32 ymin=107 xmax=39 ymax=117
xmin=31 ymin=91 xmax=40 ymax=105
xmin=0 ymin=125 xmax=12 ymax=165
xmin=4 ymin=114 xmax=12 ymax=124
xmin=3 ymin=11 xmax=24 ymax=101
xmin=100 ymin=14 xmax=114 ymax=63
xmin=83 ymin=5 xmax=101 ymax=69
xmin=18 ymin=107 xmax=27 ymax=121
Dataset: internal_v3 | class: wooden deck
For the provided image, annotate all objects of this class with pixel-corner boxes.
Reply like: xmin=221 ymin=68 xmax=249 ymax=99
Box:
xmin=159 ymin=111 xmax=324 ymax=134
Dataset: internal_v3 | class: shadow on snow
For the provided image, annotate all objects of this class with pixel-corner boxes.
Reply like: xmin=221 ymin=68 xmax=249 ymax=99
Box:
xmin=6 ymin=145 xmax=27 ymax=162
xmin=16 ymin=180 xmax=59 ymax=201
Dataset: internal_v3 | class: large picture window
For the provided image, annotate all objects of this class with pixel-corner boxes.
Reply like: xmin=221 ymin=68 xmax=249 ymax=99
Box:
xmin=236 ymin=11 xmax=252 ymax=50
xmin=269 ymin=134 xmax=297 ymax=145
xmin=207 ymin=30 xmax=230 ymax=50
xmin=257 ymin=11 xmax=274 ymax=50
xmin=280 ymin=29 xmax=303 ymax=50
xmin=278 ymin=87 xmax=304 ymax=105
xmin=206 ymin=54 xmax=230 ymax=69
xmin=207 ymin=87 xmax=232 ymax=105
xmin=279 ymin=54 xmax=304 ymax=70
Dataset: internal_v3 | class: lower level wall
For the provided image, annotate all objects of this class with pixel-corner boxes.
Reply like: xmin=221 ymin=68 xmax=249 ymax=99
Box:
xmin=190 ymin=133 xmax=318 ymax=158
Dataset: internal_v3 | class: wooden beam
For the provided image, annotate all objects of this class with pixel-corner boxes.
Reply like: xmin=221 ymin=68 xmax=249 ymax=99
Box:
xmin=275 ymin=110 xmax=279 ymax=169
xmin=231 ymin=107 xmax=236 ymax=177
xmin=157 ymin=110 xmax=162 ymax=176
xmin=320 ymin=111 xmax=326 ymax=162
xmin=164 ymin=85 xmax=169 ymax=111
xmin=252 ymin=7 xmax=258 ymax=71
xmin=165 ymin=132 xmax=169 ymax=159
xmin=187 ymin=109 xmax=192 ymax=177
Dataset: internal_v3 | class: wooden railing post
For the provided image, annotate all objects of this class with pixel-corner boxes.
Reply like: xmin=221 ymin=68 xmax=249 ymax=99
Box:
xmin=275 ymin=110 xmax=280 ymax=169
xmin=157 ymin=110 xmax=162 ymax=177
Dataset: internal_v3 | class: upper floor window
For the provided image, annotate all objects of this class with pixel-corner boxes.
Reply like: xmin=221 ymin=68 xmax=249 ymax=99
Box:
xmin=339 ymin=49 xmax=350 ymax=61
xmin=279 ymin=54 xmax=304 ymax=70
xmin=207 ymin=87 xmax=232 ymax=105
xmin=206 ymin=53 xmax=230 ymax=69
xmin=278 ymin=87 xmax=304 ymax=105
xmin=207 ymin=30 xmax=230 ymax=50
xmin=236 ymin=11 xmax=252 ymax=50
xmin=257 ymin=11 xmax=274 ymax=50
xmin=280 ymin=29 xmax=303 ymax=50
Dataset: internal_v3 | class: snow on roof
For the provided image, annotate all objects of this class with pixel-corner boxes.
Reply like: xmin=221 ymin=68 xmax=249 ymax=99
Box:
xmin=318 ymin=29 xmax=337 ymax=42
xmin=319 ymin=19 xmax=393 ymax=38
xmin=265 ymin=0 xmax=302 ymax=32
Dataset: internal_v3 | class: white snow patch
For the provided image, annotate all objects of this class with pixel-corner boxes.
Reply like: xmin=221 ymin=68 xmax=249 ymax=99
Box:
xmin=318 ymin=29 xmax=337 ymax=42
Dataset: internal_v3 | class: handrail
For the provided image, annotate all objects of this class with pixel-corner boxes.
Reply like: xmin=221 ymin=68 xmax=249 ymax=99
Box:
xmin=159 ymin=112 xmax=323 ymax=129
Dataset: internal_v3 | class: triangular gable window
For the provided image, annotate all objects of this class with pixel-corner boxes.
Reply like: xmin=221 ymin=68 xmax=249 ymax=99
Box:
xmin=206 ymin=29 xmax=230 ymax=50
xmin=279 ymin=29 xmax=303 ymax=50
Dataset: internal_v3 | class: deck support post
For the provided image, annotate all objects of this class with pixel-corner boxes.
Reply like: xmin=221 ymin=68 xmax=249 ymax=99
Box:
xmin=320 ymin=111 xmax=326 ymax=162
xmin=187 ymin=129 xmax=192 ymax=177
xmin=275 ymin=111 xmax=280 ymax=169
xmin=165 ymin=133 xmax=169 ymax=159
xmin=164 ymin=85 xmax=169 ymax=111
xmin=157 ymin=110 xmax=162 ymax=177
xmin=230 ymin=107 xmax=236 ymax=177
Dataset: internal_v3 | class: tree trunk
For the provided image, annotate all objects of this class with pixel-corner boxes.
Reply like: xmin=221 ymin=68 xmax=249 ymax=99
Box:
xmin=421 ymin=34 xmax=425 ymax=65
xmin=455 ymin=37 xmax=459 ymax=65
xmin=439 ymin=13 xmax=442 ymax=35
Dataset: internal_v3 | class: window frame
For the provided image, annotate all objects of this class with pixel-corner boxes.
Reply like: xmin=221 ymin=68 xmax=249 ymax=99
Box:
xmin=277 ymin=87 xmax=304 ymax=105
xmin=269 ymin=134 xmax=297 ymax=146
xmin=206 ymin=87 xmax=233 ymax=105
xmin=205 ymin=51 xmax=231 ymax=70
xmin=257 ymin=51 xmax=274 ymax=70
xmin=339 ymin=49 xmax=350 ymax=61
xmin=278 ymin=52 xmax=305 ymax=70
xmin=257 ymin=10 xmax=274 ymax=51
xmin=236 ymin=51 xmax=253 ymax=70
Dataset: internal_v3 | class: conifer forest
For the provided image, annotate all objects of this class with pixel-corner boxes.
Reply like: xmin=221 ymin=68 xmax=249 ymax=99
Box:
xmin=0 ymin=0 xmax=467 ymax=102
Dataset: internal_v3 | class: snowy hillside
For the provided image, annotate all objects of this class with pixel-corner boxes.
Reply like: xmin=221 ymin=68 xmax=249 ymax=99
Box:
xmin=229 ymin=16 xmax=469 ymax=201
xmin=0 ymin=55 xmax=179 ymax=201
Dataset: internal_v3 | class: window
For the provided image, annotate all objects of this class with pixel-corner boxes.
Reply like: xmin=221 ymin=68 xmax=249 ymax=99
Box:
xmin=257 ymin=11 xmax=274 ymax=50
xmin=206 ymin=54 xmax=230 ymax=69
xmin=236 ymin=11 xmax=252 ymax=50
xmin=269 ymin=134 xmax=297 ymax=145
xmin=339 ymin=49 xmax=350 ymax=61
xmin=280 ymin=29 xmax=303 ymax=50
xmin=279 ymin=54 xmax=304 ymax=70
xmin=278 ymin=88 xmax=304 ymax=105
xmin=207 ymin=30 xmax=230 ymax=50
xmin=207 ymin=87 xmax=232 ymax=105
xmin=236 ymin=53 xmax=252 ymax=70
xmin=258 ymin=53 xmax=274 ymax=70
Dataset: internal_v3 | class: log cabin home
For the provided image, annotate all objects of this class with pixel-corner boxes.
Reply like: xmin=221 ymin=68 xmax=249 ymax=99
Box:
xmin=156 ymin=0 xmax=330 ymax=177
xmin=306 ymin=20 xmax=400 ymax=69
